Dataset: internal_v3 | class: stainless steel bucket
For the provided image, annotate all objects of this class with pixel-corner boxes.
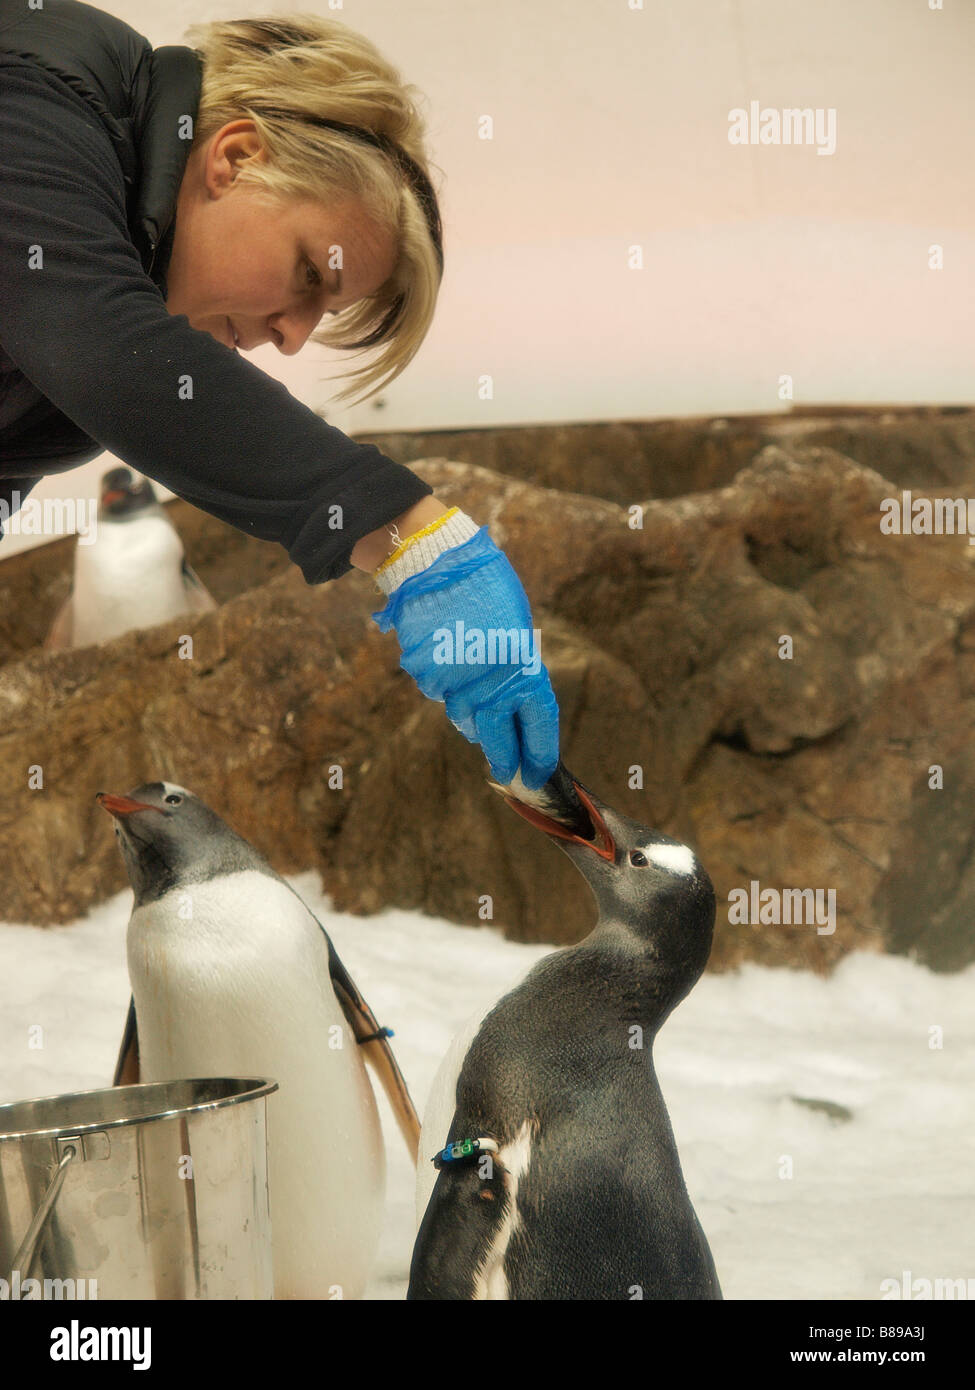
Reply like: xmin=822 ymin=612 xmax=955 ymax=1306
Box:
xmin=0 ymin=1077 xmax=277 ymax=1300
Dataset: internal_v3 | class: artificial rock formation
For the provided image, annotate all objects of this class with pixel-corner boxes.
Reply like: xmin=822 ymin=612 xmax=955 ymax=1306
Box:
xmin=1 ymin=409 xmax=973 ymax=972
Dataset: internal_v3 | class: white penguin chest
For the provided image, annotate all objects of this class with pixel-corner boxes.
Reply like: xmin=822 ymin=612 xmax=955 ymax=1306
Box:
xmin=73 ymin=514 xmax=188 ymax=644
xmin=127 ymin=870 xmax=347 ymax=1075
xmin=125 ymin=869 xmax=386 ymax=1299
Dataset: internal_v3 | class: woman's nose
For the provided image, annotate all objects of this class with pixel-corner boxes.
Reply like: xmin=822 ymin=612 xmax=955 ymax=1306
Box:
xmin=268 ymin=301 xmax=324 ymax=355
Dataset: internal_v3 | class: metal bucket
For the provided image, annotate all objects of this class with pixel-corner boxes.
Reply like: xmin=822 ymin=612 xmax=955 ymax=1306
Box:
xmin=0 ymin=1077 xmax=277 ymax=1300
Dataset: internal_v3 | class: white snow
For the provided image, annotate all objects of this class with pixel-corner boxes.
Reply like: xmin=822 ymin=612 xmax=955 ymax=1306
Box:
xmin=1 ymin=875 xmax=973 ymax=1300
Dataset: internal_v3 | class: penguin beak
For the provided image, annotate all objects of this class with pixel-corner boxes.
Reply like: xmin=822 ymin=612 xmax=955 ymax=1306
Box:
xmin=95 ymin=792 xmax=162 ymax=818
xmin=493 ymin=780 xmax=616 ymax=861
xmin=100 ymin=489 xmax=127 ymax=506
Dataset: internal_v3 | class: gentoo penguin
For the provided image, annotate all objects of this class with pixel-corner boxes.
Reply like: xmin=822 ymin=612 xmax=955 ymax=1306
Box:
xmin=45 ymin=467 xmax=216 ymax=649
xmin=410 ymin=762 xmax=721 ymax=1301
xmin=97 ymin=780 xmax=420 ymax=1300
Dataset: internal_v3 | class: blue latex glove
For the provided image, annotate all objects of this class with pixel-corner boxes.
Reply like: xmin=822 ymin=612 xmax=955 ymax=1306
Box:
xmin=372 ymin=526 xmax=559 ymax=789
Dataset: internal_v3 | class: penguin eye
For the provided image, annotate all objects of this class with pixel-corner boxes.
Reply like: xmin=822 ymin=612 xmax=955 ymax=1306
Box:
xmin=164 ymin=794 xmax=182 ymax=806
xmin=629 ymin=850 xmax=649 ymax=868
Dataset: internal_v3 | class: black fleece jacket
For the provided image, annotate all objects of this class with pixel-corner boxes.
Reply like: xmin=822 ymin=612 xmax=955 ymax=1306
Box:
xmin=0 ymin=0 xmax=432 ymax=582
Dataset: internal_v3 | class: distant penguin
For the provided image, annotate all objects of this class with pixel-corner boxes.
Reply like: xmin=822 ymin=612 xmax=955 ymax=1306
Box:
xmin=410 ymin=762 xmax=721 ymax=1301
xmin=97 ymin=780 xmax=420 ymax=1300
xmin=45 ymin=467 xmax=216 ymax=649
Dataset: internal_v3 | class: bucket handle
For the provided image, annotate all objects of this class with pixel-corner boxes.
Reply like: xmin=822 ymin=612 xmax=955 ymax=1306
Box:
xmin=9 ymin=1142 xmax=77 ymax=1281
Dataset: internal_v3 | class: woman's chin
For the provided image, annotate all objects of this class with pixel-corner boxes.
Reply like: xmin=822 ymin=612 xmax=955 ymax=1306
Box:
xmin=165 ymin=305 xmax=236 ymax=350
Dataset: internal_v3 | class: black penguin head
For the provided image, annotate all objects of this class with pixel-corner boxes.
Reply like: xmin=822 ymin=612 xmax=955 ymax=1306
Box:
xmin=99 ymin=467 xmax=158 ymax=521
xmin=493 ymin=762 xmax=716 ymax=1001
xmin=95 ymin=780 xmax=263 ymax=906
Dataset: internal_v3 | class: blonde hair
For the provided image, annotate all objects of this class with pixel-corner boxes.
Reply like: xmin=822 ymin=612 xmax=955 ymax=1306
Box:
xmin=182 ymin=13 xmax=444 ymax=405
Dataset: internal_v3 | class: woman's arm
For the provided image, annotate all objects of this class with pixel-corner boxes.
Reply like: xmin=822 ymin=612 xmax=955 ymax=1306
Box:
xmin=349 ymin=496 xmax=448 ymax=571
xmin=0 ymin=57 xmax=432 ymax=584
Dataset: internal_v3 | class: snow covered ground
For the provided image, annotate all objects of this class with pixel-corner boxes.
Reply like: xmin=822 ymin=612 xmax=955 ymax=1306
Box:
xmin=1 ymin=873 xmax=973 ymax=1300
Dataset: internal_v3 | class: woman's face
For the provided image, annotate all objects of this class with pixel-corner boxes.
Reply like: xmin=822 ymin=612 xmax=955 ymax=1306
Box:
xmin=164 ymin=121 xmax=398 ymax=355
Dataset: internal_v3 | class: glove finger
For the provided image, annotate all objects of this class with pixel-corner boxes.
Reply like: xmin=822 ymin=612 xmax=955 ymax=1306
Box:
xmin=517 ymin=708 xmax=560 ymax=790
xmin=399 ymin=637 xmax=454 ymax=701
xmin=511 ymin=673 xmax=560 ymax=789
xmin=474 ymin=705 xmax=521 ymax=785
xmin=474 ymin=666 xmax=534 ymax=712
xmin=444 ymin=690 xmax=479 ymax=743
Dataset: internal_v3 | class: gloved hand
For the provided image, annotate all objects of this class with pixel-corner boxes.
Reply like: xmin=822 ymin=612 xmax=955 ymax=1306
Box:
xmin=371 ymin=517 xmax=559 ymax=789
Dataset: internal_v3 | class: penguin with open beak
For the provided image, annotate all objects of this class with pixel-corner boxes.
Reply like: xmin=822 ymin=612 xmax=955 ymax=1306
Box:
xmin=409 ymin=760 xmax=721 ymax=1300
xmin=97 ymin=780 xmax=420 ymax=1300
xmin=45 ymin=467 xmax=216 ymax=649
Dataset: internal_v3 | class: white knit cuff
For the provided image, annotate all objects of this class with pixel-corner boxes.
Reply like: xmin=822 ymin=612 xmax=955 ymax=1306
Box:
xmin=374 ymin=508 xmax=480 ymax=595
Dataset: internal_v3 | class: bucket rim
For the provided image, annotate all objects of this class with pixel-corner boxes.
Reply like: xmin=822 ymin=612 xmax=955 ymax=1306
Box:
xmin=0 ymin=1077 xmax=279 ymax=1141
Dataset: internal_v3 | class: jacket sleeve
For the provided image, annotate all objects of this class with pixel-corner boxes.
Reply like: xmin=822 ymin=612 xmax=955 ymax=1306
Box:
xmin=0 ymin=59 xmax=433 ymax=584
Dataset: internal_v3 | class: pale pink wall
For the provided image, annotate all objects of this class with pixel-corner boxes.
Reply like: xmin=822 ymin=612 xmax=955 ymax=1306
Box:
xmin=4 ymin=0 xmax=972 ymax=556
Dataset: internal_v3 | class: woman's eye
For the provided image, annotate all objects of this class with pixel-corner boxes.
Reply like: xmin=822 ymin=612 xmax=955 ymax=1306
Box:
xmin=305 ymin=260 xmax=322 ymax=288
xmin=165 ymin=794 xmax=182 ymax=806
xmin=629 ymin=850 xmax=649 ymax=868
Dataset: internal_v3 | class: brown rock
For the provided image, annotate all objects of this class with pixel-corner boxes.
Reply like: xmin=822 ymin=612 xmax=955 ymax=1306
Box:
xmin=355 ymin=404 xmax=975 ymax=502
xmin=1 ymin=409 xmax=975 ymax=973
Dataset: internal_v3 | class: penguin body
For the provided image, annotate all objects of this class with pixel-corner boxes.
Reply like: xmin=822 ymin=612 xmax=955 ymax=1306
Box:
xmin=410 ymin=764 xmax=721 ymax=1301
xmin=46 ymin=468 xmax=215 ymax=649
xmin=98 ymin=781 xmax=420 ymax=1300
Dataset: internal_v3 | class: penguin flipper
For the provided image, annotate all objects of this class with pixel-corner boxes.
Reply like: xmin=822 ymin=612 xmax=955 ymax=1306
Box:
xmin=180 ymin=557 xmax=218 ymax=613
xmin=327 ymin=945 xmax=421 ymax=1165
xmin=113 ymin=996 xmax=141 ymax=1086
xmin=409 ymin=1156 xmax=509 ymax=1300
xmin=43 ymin=595 xmax=74 ymax=651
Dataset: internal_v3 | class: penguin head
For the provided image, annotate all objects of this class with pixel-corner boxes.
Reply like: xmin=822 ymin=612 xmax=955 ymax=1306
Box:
xmin=99 ymin=467 xmax=158 ymax=521
xmin=492 ymin=762 xmax=716 ymax=999
xmin=95 ymin=781 xmax=260 ymax=905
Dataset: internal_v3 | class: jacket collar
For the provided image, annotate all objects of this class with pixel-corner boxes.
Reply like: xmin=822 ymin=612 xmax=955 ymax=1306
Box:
xmin=134 ymin=45 xmax=203 ymax=281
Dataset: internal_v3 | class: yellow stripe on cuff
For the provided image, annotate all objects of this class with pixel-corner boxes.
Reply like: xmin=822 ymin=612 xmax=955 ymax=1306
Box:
xmin=373 ymin=506 xmax=461 ymax=577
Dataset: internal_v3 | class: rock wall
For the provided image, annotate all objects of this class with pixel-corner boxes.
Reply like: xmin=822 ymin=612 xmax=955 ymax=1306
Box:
xmin=1 ymin=409 xmax=973 ymax=972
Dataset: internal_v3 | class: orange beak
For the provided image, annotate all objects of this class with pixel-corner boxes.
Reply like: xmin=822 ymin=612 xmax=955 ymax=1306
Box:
xmin=501 ymin=781 xmax=616 ymax=861
xmin=95 ymin=792 xmax=162 ymax=818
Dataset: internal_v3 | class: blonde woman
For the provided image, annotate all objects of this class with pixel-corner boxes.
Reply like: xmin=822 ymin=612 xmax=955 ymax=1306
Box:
xmin=0 ymin=3 xmax=559 ymax=789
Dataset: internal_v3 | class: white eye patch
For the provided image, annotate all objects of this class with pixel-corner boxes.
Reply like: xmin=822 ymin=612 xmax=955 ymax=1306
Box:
xmin=641 ymin=842 xmax=697 ymax=876
xmin=160 ymin=780 xmax=192 ymax=799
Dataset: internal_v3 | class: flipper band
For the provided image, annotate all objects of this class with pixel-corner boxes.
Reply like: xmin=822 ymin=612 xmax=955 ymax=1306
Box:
xmin=356 ymin=1026 xmax=394 ymax=1045
xmin=432 ymin=1136 xmax=499 ymax=1169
